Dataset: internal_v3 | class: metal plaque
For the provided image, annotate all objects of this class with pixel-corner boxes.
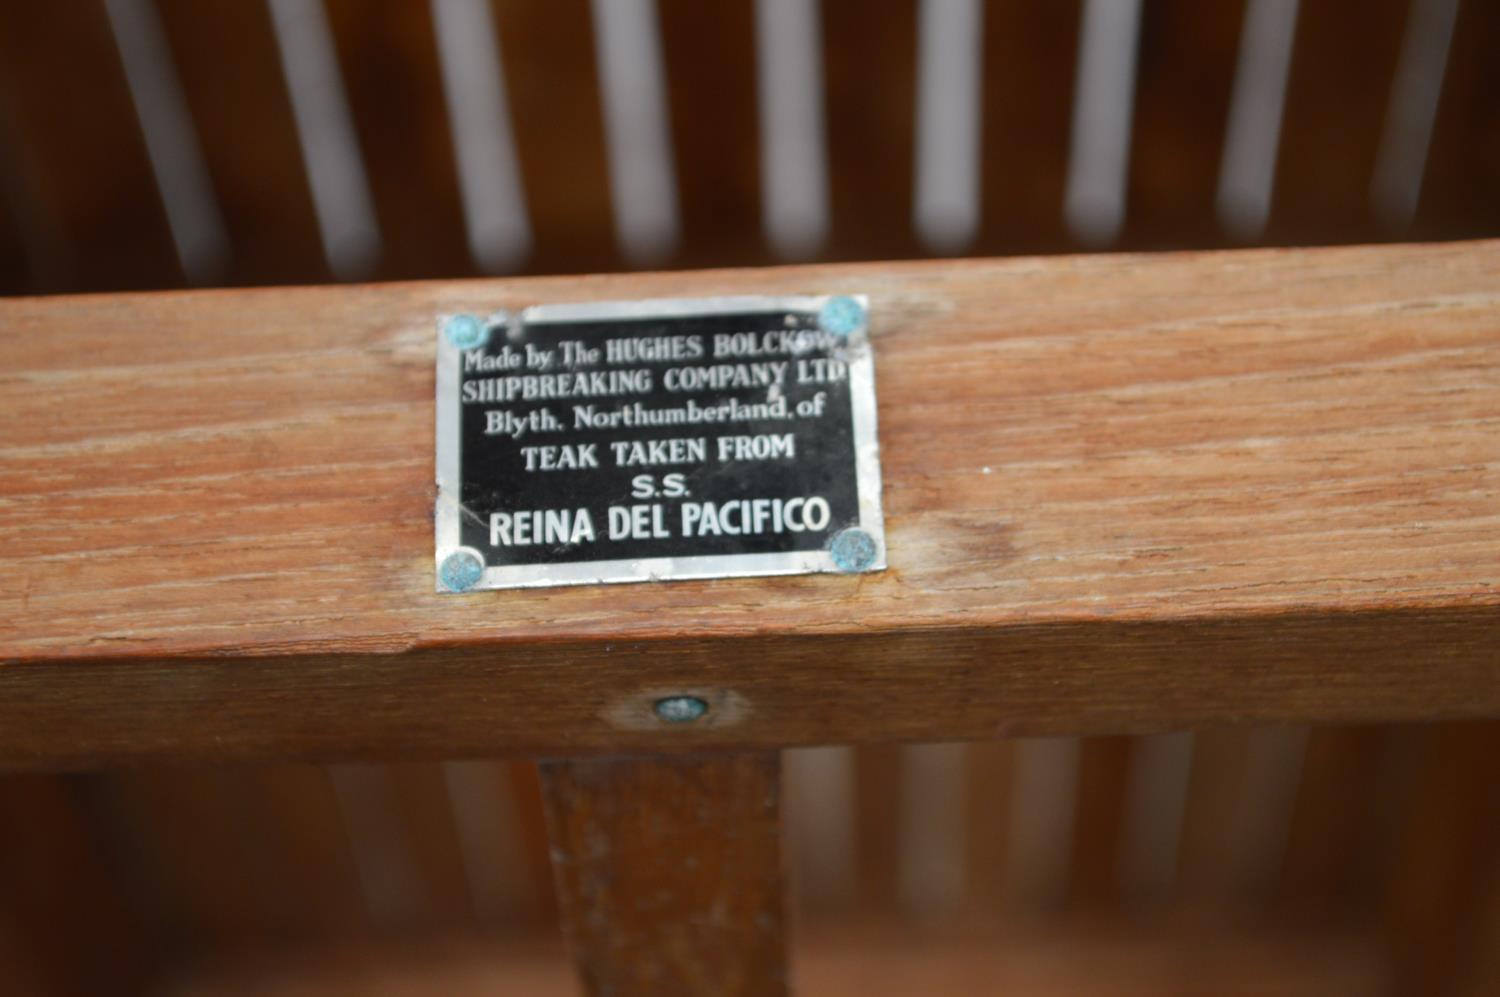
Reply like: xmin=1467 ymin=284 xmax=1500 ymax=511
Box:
xmin=434 ymin=295 xmax=885 ymax=591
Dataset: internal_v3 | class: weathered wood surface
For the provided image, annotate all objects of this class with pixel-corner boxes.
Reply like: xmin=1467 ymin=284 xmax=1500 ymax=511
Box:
xmin=2 ymin=241 xmax=1499 ymax=767
xmin=540 ymin=753 xmax=786 ymax=997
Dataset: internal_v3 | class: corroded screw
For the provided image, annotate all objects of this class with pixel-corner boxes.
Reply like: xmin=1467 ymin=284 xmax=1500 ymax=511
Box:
xmin=442 ymin=313 xmax=489 ymax=350
xmin=439 ymin=549 xmax=485 ymax=592
xmin=829 ymin=527 xmax=879 ymax=572
xmin=818 ymin=295 xmax=867 ymax=337
xmin=654 ymin=695 xmax=709 ymax=724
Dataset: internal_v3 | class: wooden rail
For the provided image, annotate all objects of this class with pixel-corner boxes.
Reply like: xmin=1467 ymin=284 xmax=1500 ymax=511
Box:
xmin=3 ymin=240 xmax=1499 ymax=769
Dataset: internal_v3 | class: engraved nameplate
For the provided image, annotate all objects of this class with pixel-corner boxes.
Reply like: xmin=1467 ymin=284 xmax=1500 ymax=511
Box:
xmin=434 ymin=295 xmax=884 ymax=591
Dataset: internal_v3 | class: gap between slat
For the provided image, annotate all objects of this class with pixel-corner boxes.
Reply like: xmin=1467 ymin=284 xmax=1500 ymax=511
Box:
xmin=267 ymin=0 xmax=381 ymax=280
xmin=104 ymin=0 xmax=230 ymax=284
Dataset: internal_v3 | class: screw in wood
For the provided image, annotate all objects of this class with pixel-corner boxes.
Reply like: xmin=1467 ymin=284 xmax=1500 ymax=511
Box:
xmin=653 ymin=695 xmax=709 ymax=724
xmin=442 ymin=312 xmax=489 ymax=350
xmin=829 ymin=527 xmax=879 ymax=572
xmin=818 ymin=295 xmax=866 ymax=336
xmin=439 ymin=549 xmax=485 ymax=591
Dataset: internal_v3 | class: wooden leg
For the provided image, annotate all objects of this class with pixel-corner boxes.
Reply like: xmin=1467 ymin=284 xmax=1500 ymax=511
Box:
xmin=540 ymin=752 xmax=787 ymax=997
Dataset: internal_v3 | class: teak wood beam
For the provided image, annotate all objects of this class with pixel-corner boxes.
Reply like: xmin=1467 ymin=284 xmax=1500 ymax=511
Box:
xmin=541 ymin=752 xmax=786 ymax=996
xmin=2 ymin=241 xmax=1499 ymax=768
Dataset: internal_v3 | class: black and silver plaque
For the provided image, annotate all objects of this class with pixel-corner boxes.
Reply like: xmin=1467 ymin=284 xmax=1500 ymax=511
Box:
xmin=433 ymin=295 xmax=885 ymax=591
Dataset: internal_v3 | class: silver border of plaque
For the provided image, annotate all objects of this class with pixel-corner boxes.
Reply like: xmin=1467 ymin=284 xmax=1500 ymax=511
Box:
xmin=434 ymin=294 xmax=885 ymax=591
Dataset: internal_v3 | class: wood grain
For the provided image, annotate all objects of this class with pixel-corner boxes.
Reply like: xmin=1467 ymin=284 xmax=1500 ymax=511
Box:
xmin=540 ymin=752 xmax=786 ymax=997
xmin=2 ymin=241 xmax=1499 ymax=768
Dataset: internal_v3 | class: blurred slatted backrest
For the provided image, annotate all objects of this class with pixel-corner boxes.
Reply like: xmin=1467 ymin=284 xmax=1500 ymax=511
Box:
xmin=1 ymin=2 xmax=1498 ymax=994
xmin=5 ymin=727 xmax=1496 ymax=992
xmin=1 ymin=0 xmax=1497 ymax=294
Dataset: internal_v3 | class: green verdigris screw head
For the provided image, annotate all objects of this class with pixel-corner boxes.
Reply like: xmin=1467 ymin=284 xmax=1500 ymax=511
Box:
xmin=653 ymin=695 xmax=709 ymax=724
xmin=829 ymin=527 xmax=879 ymax=573
xmin=442 ymin=313 xmax=490 ymax=350
xmin=818 ymin=295 xmax=867 ymax=337
xmin=439 ymin=549 xmax=485 ymax=592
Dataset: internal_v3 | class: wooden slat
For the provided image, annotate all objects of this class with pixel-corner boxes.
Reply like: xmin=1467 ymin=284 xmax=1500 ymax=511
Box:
xmin=1173 ymin=728 xmax=1254 ymax=908
xmin=154 ymin=0 xmax=328 ymax=287
xmin=1414 ymin=0 xmax=1500 ymax=242
xmin=0 ymin=2 xmax=182 ymax=292
xmin=382 ymin=762 xmax=476 ymax=927
xmin=323 ymin=0 xmax=474 ymax=283
xmin=896 ymin=741 xmax=968 ymax=918
xmin=507 ymin=761 xmax=562 ymax=925
xmin=1175 ymin=727 xmax=1307 ymax=910
xmin=328 ymin=763 xmax=468 ymax=930
xmin=784 ymin=746 xmax=857 ymax=914
xmin=540 ymin=752 xmax=786 ymax=997
xmin=2 ymin=241 xmax=1500 ymax=768
xmin=237 ymin=764 xmax=369 ymax=938
xmin=442 ymin=760 xmax=536 ymax=924
xmin=1116 ymin=730 xmax=1195 ymax=906
xmin=1267 ymin=0 xmax=1408 ymax=245
xmin=1121 ymin=0 xmax=1243 ymax=249
xmin=1276 ymin=725 xmax=1389 ymax=914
